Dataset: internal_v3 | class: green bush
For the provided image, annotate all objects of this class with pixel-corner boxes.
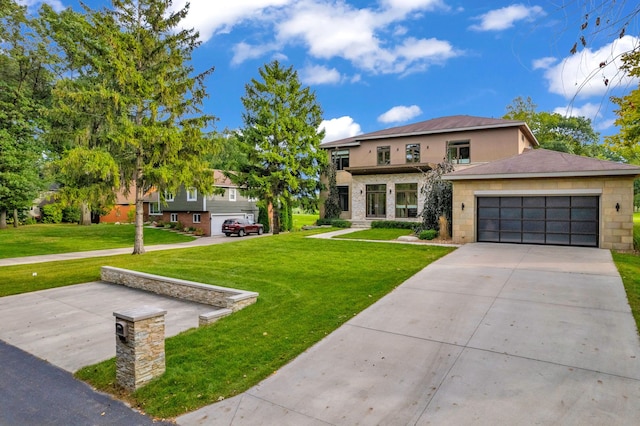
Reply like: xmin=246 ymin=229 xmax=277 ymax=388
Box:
xmin=62 ymin=206 xmax=81 ymax=223
xmin=418 ymin=229 xmax=438 ymax=240
xmin=257 ymin=203 xmax=270 ymax=233
xmin=371 ymin=220 xmax=417 ymax=230
xmin=316 ymin=218 xmax=351 ymax=228
xmin=41 ymin=203 xmax=63 ymax=224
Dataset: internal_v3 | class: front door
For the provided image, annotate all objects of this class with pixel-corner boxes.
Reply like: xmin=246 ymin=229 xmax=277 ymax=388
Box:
xmin=366 ymin=184 xmax=386 ymax=218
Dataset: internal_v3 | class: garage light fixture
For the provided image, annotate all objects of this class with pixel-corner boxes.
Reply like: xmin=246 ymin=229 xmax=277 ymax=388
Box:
xmin=616 ymin=202 xmax=620 ymax=212
xmin=461 ymin=203 xmax=465 ymax=211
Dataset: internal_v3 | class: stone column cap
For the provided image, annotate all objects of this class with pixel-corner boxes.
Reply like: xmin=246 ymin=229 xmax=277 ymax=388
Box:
xmin=113 ymin=306 xmax=167 ymax=322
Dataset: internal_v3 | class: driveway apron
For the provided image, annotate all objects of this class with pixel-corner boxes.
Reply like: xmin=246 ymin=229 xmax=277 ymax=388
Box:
xmin=178 ymin=243 xmax=640 ymax=425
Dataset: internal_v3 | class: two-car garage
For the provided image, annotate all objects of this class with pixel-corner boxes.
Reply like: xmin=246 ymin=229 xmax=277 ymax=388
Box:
xmin=476 ymin=195 xmax=599 ymax=247
xmin=445 ymin=149 xmax=640 ymax=251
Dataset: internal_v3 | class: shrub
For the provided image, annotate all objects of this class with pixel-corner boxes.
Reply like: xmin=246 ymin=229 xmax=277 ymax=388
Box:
xmin=257 ymin=203 xmax=271 ymax=233
xmin=418 ymin=229 xmax=438 ymax=240
xmin=41 ymin=203 xmax=63 ymax=224
xmin=126 ymin=206 xmax=136 ymax=223
xmin=155 ymin=220 xmax=165 ymax=227
xmin=193 ymin=228 xmax=205 ymax=236
xmin=62 ymin=206 xmax=81 ymax=223
xmin=371 ymin=220 xmax=417 ymax=230
xmin=316 ymin=218 xmax=351 ymax=228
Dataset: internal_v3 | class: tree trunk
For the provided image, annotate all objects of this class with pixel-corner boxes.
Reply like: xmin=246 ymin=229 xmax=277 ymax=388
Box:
xmin=132 ymin=151 xmax=146 ymax=255
xmin=0 ymin=209 xmax=6 ymax=229
xmin=80 ymin=201 xmax=92 ymax=225
xmin=271 ymin=200 xmax=280 ymax=235
xmin=13 ymin=209 xmax=18 ymax=228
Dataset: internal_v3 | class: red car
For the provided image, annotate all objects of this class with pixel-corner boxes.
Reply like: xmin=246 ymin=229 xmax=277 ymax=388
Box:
xmin=222 ymin=218 xmax=264 ymax=237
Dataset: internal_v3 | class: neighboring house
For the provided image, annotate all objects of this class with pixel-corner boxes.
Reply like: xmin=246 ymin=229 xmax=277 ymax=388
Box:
xmin=147 ymin=170 xmax=259 ymax=236
xmin=320 ymin=115 xmax=538 ymax=225
xmin=444 ymin=148 xmax=640 ymax=250
xmin=100 ymin=189 xmax=149 ymax=223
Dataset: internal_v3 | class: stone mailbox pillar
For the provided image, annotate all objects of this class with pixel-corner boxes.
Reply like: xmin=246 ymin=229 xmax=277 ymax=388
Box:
xmin=113 ymin=307 xmax=167 ymax=392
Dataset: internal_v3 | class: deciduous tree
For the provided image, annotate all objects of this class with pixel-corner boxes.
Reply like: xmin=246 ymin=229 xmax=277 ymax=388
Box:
xmin=0 ymin=1 xmax=52 ymax=228
xmin=234 ymin=61 xmax=326 ymax=234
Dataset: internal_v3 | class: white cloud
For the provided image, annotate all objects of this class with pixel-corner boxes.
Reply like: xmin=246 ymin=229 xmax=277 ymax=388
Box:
xmin=170 ymin=0 xmax=292 ymax=41
xmin=536 ymin=35 xmax=640 ymax=99
xmin=300 ymin=64 xmax=342 ymax=85
xmin=176 ymin=0 xmax=461 ymax=75
xmin=378 ymin=105 xmax=422 ymax=123
xmin=553 ymin=102 xmax=601 ymax=119
xmin=469 ymin=4 xmax=545 ymax=31
xmin=319 ymin=116 xmax=362 ymax=143
xmin=275 ymin=1 xmax=460 ymax=74
xmin=532 ymin=57 xmax=556 ymax=70
xmin=18 ymin=0 xmax=64 ymax=12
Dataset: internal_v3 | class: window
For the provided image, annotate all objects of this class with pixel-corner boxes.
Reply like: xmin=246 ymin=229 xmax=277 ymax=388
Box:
xmin=229 ymin=188 xmax=237 ymax=202
xmin=170 ymin=213 xmax=178 ymax=222
xmin=337 ymin=186 xmax=349 ymax=212
xmin=193 ymin=213 xmax=201 ymax=223
xmin=377 ymin=146 xmax=390 ymax=165
xmin=406 ymin=144 xmax=420 ymax=163
xmin=187 ymin=188 xmax=197 ymax=201
xmin=331 ymin=149 xmax=350 ymax=170
xmin=165 ymin=191 xmax=174 ymax=202
xmin=149 ymin=202 xmax=161 ymax=215
xmin=395 ymin=183 xmax=418 ymax=218
xmin=447 ymin=141 xmax=470 ymax=164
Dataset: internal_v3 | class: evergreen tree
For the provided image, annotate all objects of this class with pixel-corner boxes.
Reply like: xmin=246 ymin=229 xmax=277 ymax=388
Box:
xmin=323 ymin=162 xmax=341 ymax=219
xmin=44 ymin=0 xmax=217 ymax=252
xmin=234 ymin=61 xmax=326 ymax=234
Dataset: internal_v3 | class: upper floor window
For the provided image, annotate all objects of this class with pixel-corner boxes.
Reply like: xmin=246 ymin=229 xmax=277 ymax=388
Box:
xmin=377 ymin=146 xmax=390 ymax=165
xmin=229 ymin=188 xmax=237 ymax=202
xmin=165 ymin=191 xmax=174 ymax=202
xmin=187 ymin=188 xmax=197 ymax=201
xmin=406 ymin=144 xmax=420 ymax=163
xmin=448 ymin=140 xmax=470 ymax=164
xmin=331 ymin=149 xmax=350 ymax=170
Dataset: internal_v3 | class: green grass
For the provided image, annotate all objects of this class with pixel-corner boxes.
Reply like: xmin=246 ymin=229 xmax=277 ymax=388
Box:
xmin=612 ymin=251 xmax=640 ymax=334
xmin=335 ymin=228 xmax=413 ymax=240
xmin=0 ymin=224 xmax=194 ymax=259
xmin=612 ymin=213 xmax=640 ymax=336
xmin=292 ymin=213 xmax=319 ymax=230
xmin=0 ymin=230 xmax=454 ymax=418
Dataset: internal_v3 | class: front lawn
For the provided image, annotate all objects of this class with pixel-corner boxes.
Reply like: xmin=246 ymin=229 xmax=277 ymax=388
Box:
xmin=0 ymin=230 xmax=454 ymax=419
xmin=292 ymin=213 xmax=319 ymax=230
xmin=612 ymin=251 xmax=640 ymax=333
xmin=335 ymin=228 xmax=414 ymax=240
xmin=0 ymin=224 xmax=194 ymax=259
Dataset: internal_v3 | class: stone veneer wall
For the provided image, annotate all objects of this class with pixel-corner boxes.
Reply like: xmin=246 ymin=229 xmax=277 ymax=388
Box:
xmin=351 ymin=173 xmax=427 ymax=222
xmin=101 ymin=266 xmax=258 ymax=312
xmin=114 ymin=307 xmax=166 ymax=391
xmin=451 ymin=176 xmax=635 ymax=250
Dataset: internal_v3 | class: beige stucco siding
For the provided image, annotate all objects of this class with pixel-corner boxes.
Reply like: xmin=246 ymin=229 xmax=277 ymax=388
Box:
xmin=344 ymin=128 xmax=532 ymax=168
xmin=451 ymin=176 xmax=635 ymax=250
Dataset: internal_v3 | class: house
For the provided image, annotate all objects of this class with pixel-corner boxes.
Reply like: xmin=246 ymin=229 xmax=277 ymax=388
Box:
xmin=147 ymin=170 xmax=259 ymax=236
xmin=320 ymin=115 xmax=538 ymax=225
xmin=100 ymin=188 xmax=149 ymax=223
xmin=444 ymin=148 xmax=640 ymax=250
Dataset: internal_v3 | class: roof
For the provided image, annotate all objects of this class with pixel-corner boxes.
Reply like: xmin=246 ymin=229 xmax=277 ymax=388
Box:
xmin=320 ymin=115 xmax=538 ymax=148
xmin=444 ymin=149 xmax=640 ymax=180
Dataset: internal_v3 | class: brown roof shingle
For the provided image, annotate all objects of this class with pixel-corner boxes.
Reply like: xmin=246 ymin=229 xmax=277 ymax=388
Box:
xmin=321 ymin=115 xmax=537 ymax=148
xmin=444 ymin=148 xmax=640 ymax=180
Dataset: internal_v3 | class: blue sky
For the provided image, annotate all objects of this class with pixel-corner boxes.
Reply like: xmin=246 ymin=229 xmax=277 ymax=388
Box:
xmin=23 ymin=0 xmax=640 ymax=142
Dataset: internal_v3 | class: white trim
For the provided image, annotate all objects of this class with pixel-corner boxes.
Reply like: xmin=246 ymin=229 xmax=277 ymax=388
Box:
xmin=474 ymin=189 xmax=603 ymax=197
xmin=187 ymin=187 xmax=197 ymax=202
xmin=165 ymin=191 xmax=174 ymax=202
xmin=229 ymin=188 xmax=237 ymax=202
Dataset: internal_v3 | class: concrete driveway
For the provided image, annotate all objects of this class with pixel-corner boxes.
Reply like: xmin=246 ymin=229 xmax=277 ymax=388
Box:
xmin=178 ymin=243 xmax=640 ymax=425
xmin=0 ymin=282 xmax=214 ymax=372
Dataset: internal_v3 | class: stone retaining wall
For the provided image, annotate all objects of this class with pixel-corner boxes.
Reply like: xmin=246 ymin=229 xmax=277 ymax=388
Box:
xmin=101 ymin=266 xmax=258 ymax=312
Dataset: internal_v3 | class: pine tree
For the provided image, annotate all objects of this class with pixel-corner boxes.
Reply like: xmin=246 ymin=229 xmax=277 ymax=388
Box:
xmin=234 ymin=61 xmax=326 ymax=234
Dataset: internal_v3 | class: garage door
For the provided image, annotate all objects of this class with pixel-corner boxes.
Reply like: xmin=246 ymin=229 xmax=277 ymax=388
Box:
xmin=210 ymin=214 xmax=246 ymax=236
xmin=477 ymin=196 xmax=599 ymax=247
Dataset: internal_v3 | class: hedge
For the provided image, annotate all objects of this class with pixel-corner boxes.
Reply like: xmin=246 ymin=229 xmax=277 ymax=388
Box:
xmin=371 ymin=220 xmax=418 ymax=230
